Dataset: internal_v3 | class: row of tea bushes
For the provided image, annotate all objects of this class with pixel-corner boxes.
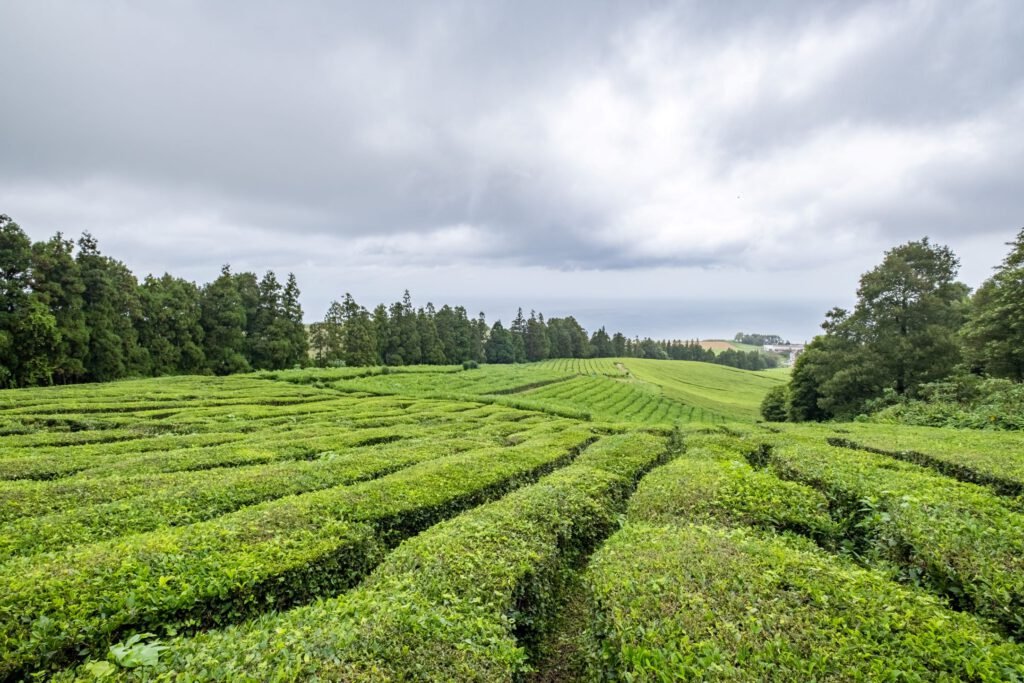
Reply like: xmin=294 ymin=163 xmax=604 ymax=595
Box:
xmin=765 ymin=436 xmax=1024 ymax=637
xmin=57 ymin=432 xmax=668 ymax=682
xmin=586 ymin=524 xmax=1024 ymax=682
xmin=580 ymin=435 xmax=1024 ymax=680
xmin=0 ymin=427 xmax=595 ymax=680
xmin=0 ymin=435 xmax=487 ymax=560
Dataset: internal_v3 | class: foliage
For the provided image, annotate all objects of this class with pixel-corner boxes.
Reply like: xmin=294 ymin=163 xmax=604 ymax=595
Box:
xmin=759 ymin=384 xmax=788 ymax=422
xmin=788 ymin=239 xmax=969 ymax=421
xmin=871 ymin=375 xmax=1024 ymax=430
xmin=585 ymin=524 xmax=1024 ymax=681
xmin=962 ymin=228 xmax=1024 ymax=381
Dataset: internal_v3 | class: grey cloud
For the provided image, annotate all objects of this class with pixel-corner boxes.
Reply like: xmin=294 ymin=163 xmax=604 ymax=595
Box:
xmin=1 ymin=1 xmax=1022 ymax=334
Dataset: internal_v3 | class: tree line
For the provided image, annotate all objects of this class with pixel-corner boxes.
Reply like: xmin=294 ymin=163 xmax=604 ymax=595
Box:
xmin=0 ymin=215 xmax=306 ymax=387
xmin=309 ymin=292 xmax=780 ymax=371
xmin=1 ymin=213 xmax=782 ymax=388
xmin=763 ymin=229 xmax=1024 ymax=422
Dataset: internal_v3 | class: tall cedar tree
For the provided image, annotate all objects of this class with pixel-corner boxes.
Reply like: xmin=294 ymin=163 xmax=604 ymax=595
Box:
xmin=77 ymin=233 xmax=144 ymax=382
xmin=30 ymin=233 xmax=88 ymax=383
xmin=962 ymin=228 xmax=1024 ymax=381
xmin=136 ymin=274 xmax=206 ymax=375
xmin=201 ymin=266 xmax=250 ymax=375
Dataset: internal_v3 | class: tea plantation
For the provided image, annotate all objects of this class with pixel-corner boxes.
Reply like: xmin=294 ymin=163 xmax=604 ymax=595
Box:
xmin=2 ymin=360 xmax=1024 ymax=681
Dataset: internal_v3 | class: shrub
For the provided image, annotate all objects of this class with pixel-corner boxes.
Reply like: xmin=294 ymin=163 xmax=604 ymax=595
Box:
xmin=759 ymin=384 xmax=788 ymax=422
xmin=462 ymin=360 xmax=479 ymax=370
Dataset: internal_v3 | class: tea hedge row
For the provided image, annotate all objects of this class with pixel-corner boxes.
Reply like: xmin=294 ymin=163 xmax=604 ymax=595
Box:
xmin=585 ymin=524 xmax=1024 ymax=681
xmin=57 ymin=432 xmax=668 ymax=682
xmin=0 ymin=427 xmax=594 ymax=679
xmin=0 ymin=435 xmax=488 ymax=560
xmin=766 ymin=436 xmax=1024 ymax=637
xmin=626 ymin=443 xmax=837 ymax=543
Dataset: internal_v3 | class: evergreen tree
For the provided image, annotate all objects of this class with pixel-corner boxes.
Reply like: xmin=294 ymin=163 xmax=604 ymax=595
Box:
xmin=281 ymin=273 xmax=307 ymax=367
xmin=611 ymin=332 xmax=627 ymax=357
xmin=201 ymin=265 xmax=250 ymax=375
xmin=136 ymin=274 xmax=205 ymax=375
xmin=510 ymin=307 xmax=527 ymax=363
xmin=30 ymin=233 xmax=88 ymax=383
xmin=320 ymin=300 xmax=346 ymax=365
xmin=248 ymin=271 xmax=284 ymax=370
xmin=485 ymin=320 xmax=515 ymax=363
xmin=418 ymin=304 xmax=446 ymax=365
xmin=962 ymin=228 xmax=1024 ymax=381
xmin=590 ymin=326 xmax=613 ymax=357
xmin=340 ymin=293 xmax=378 ymax=367
xmin=372 ymin=303 xmax=389 ymax=364
xmin=786 ymin=239 xmax=968 ymax=421
xmin=76 ymin=233 xmax=144 ymax=382
xmin=524 ymin=310 xmax=550 ymax=362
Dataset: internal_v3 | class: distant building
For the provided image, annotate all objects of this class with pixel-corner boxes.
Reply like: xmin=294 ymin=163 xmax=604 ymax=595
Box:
xmin=763 ymin=343 xmax=805 ymax=366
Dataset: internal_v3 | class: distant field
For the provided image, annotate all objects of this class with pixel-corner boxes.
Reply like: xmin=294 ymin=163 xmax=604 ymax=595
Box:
xmin=700 ymin=338 xmax=764 ymax=353
xmin=2 ymin=361 xmax=1023 ymax=680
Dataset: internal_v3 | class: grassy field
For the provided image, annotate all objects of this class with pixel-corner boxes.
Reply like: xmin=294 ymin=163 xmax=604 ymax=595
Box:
xmin=2 ymin=360 xmax=1023 ymax=680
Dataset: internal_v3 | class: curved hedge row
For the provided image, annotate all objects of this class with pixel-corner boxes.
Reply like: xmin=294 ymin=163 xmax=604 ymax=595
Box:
xmin=627 ymin=446 xmax=837 ymax=543
xmin=0 ymin=427 xmax=594 ymax=680
xmin=54 ymin=432 xmax=668 ymax=682
xmin=0 ymin=436 xmax=482 ymax=560
xmin=767 ymin=437 xmax=1024 ymax=636
xmin=585 ymin=524 xmax=1024 ymax=682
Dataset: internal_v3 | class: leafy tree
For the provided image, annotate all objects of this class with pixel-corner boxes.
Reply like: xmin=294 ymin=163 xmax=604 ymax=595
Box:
xmin=136 ymin=274 xmax=205 ymax=375
xmin=30 ymin=233 xmax=88 ymax=383
xmin=77 ymin=233 xmax=144 ymax=382
xmin=340 ymin=293 xmax=378 ymax=367
xmin=201 ymin=266 xmax=250 ymax=375
xmin=787 ymin=239 xmax=968 ymax=421
xmin=962 ymin=228 xmax=1024 ymax=381
xmin=485 ymin=320 xmax=515 ymax=363
xmin=590 ymin=326 xmax=614 ymax=357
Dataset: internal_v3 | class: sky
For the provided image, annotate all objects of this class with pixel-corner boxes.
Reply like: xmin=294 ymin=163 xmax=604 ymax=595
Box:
xmin=1 ymin=1 xmax=1022 ymax=342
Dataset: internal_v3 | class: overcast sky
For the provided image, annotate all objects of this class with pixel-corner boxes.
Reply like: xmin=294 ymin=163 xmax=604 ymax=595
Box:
xmin=2 ymin=1 xmax=1022 ymax=341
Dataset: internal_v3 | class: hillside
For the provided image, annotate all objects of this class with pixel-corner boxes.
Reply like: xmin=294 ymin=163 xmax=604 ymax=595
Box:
xmin=1 ymin=362 xmax=1023 ymax=680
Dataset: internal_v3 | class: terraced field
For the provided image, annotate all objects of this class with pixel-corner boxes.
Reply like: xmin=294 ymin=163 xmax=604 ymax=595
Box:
xmin=2 ymin=361 xmax=1023 ymax=680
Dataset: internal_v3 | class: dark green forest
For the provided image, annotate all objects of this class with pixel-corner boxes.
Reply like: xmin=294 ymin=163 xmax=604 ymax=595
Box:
xmin=0 ymin=214 xmax=778 ymax=388
xmin=763 ymin=229 xmax=1024 ymax=426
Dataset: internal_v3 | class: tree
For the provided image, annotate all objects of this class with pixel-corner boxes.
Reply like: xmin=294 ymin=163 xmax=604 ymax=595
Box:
xmin=418 ymin=304 xmax=446 ymax=365
xmin=524 ymin=311 xmax=550 ymax=362
xmin=590 ymin=327 xmax=614 ymax=357
xmin=340 ymin=293 xmax=378 ymax=367
xmin=77 ymin=233 xmax=144 ymax=382
xmin=136 ymin=274 xmax=205 ymax=375
xmin=281 ymin=273 xmax=307 ymax=367
xmin=785 ymin=238 xmax=969 ymax=421
xmin=760 ymin=385 xmax=789 ymax=422
xmin=510 ymin=307 xmax=527 ymax=363
xmin=201 ymin=265 xmax=250 ymax=375
xmin=485 ymin=320 xmax=515 ymax=363
xmin=0 ymin=215 xmax=35 ymax=386
xmin=320 ymin=300 xmax=346 ymax=365
xmin=962 ymin=228 xmax=1024 ymax=381
xmin=30 ymin=233 xmax=88 ymax=383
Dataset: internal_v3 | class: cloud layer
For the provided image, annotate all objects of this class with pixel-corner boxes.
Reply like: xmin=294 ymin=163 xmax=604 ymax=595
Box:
xmin=1 ymin=1 xmax=1021 ymax=338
